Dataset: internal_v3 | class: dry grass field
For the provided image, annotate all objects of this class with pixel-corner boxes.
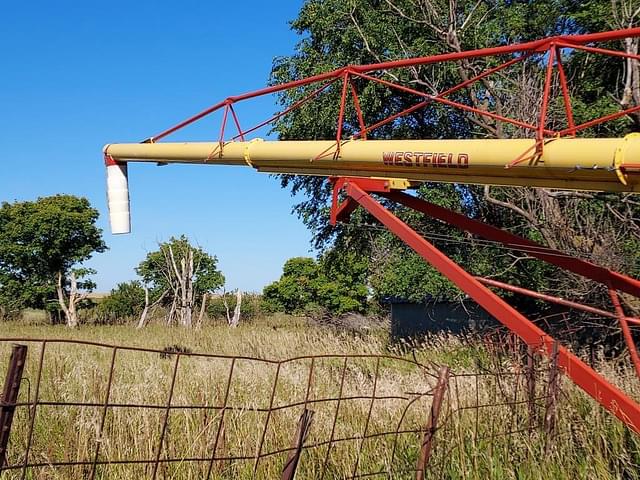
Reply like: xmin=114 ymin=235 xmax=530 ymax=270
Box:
xmin=0 ymin=316 xmax=639 ymax=479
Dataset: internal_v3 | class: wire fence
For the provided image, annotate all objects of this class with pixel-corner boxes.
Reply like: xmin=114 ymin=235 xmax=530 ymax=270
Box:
xmin=0 ymin=337 xmax=564 ymax=479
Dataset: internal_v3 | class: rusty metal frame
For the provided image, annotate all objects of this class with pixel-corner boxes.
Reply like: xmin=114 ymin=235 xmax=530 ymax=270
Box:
xmin=0 ymin=344 xmax=27 ymax=472
xmin=0 ymin=336 xmax=562 ymax=478
xmin=415 ymin=366 xmax=449 ymax=480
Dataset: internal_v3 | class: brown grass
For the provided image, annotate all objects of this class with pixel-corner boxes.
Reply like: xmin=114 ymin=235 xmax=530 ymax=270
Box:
xmin=0 ymin=317 xmax=638 ymax=479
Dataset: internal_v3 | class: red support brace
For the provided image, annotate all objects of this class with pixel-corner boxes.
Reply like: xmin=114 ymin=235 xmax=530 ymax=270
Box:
xmin=229 ymin=104 xmax=244 ymax=142
xmin=609 ymin=288 xmax=640 ymax=379
xmin=349 ymin=78 xmax=367 ymax=140
xmin=331 ymin=178 xmax=640 ymax=434
xmin=555 ymin=46 xmax=575 ymax=135
xmin=537 ymin=47 xmax=556 ymax=145
xmin=478 ymin=276 xmax=640 ymax=326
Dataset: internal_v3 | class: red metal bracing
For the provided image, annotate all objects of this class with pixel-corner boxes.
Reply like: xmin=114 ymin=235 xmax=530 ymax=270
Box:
xmin=477 ymin=277 xmax=640 ymax=327
xmin=329 ymin=178 xmax=640 ymax=434
xmin=609 ymin=288 xmax=640 ymax=378
xmin=145 ymin=27 xmax=640 ymax=165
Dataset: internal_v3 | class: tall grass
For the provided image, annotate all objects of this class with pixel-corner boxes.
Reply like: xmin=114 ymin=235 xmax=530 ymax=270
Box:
xmin=0 ymin=317 xmax=638 ymax=479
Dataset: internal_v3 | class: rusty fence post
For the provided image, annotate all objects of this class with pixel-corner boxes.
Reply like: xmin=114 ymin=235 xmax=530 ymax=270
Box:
xmin=526 ymin=345 xmax=538 ymax=429
xmin=416 ymin=366 xmax=449 ymax=480
xmin=281 ymin=409 xmax=314 ymax=480
xmin=0 ymin=344 xmax=28 ymax=471
xmin=544 ymin=341 xmax=560 ymax=447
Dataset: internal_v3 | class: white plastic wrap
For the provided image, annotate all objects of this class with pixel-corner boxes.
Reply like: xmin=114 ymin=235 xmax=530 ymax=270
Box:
xmin=106 ymin=162 xmax=131 ymax=234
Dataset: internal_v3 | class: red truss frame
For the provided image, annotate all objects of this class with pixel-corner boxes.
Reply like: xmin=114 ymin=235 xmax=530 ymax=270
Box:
xmin=141 ymin=28 xmax=640 ymax=433
xmin=145 ymin=27 xmax=640 ymax=166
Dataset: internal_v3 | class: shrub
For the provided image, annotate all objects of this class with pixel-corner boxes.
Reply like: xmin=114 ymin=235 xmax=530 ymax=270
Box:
xmin=85 ymin=281 xmax=146 ymax=325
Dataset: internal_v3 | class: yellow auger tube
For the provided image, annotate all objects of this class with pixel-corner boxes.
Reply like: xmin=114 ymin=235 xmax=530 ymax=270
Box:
xmin=105 ymin=137 xmax=640 ymax=193
xmin=103 ymin=137 xmax=640 ymax=234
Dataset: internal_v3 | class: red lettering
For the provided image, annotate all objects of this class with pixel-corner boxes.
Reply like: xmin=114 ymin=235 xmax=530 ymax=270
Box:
xmin=382 ymin=151 xmax=469 ymax=169
xmin=404 ymin=152 xmax=413 ymax=166
xmin=382 ymin=151 xmax=394 ymax=165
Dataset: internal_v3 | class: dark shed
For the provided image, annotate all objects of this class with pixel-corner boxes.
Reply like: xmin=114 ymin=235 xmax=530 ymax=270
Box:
xmin=386 ymin=296 xmax=497 ymax=339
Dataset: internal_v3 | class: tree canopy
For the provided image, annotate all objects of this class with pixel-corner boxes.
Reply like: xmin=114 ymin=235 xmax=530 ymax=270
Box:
xmin=0 ymin=195 xmax=106 ymax=320
xmin=263 ymin=253 xmax=368 ymax=315
xmin=270 ymin=0 xmax=640 ymax=315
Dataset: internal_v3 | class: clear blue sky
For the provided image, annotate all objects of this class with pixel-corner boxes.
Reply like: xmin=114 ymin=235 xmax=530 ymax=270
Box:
xmin=0 ymin=0 xmax=317 ymax=293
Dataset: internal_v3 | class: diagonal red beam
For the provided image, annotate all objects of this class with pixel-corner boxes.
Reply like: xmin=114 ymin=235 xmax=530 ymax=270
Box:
xmin=218 ymin=104 xmax=229 ymax=144
xmin=537 ymin=47 xmax=556 ymax=142
xmin=344 ymin=180 xmax=640 ymax=434
xmin=228 ymin=104 xmax=244 ymax=142
xmin=335 ymin=73 xmax=351 ymax=156
xmin=557 ymin=42 xmax=640 ymax=62
xmin=382 ymin=191 xmax=640 ymax=298
xmin=609 ymin=288 xmax=640 ymax=379
xmin=349 ymin=78 xmax=367 ymax=140
xmin=555 ymin=46 xmax=576 ymax=135
xmin=558 ymin=103 xmax=640 ymax=136
xmin=231 ymin=79 xmax=338 ymax=141
xmin=478 ymin=276 xmax=640 ymax=325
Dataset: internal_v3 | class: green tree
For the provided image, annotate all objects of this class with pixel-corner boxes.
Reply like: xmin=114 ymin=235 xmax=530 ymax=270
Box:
xmin=263 ymin=254 xmax=368 ymax=315
xmin=136 ymin=236 xmax=225 ymax=327
xmin=270 ymin=0 xmax=640 ymax=320
xmin=0 ymin=195 xmax=106 ymax=326
xmin=98 ymin=281 xmax=146 ymax=323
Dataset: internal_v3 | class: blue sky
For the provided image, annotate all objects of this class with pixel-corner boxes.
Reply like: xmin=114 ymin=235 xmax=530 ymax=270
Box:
xmin=0 ymin=0 xmax=317 ymax=293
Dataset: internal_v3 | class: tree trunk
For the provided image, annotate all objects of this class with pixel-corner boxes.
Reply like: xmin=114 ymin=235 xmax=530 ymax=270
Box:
xmin=169 ymin=245 xmax=195 ymax=327
xmin=222 ymin=289 xmax=231 ymax=325
xmin=138 ymin=288 xmax=168 ymax=329
xmin=56 ymin=271 xmax=80 ymax=328
xmin=184 ymin=250 xmax=194 ymax=327
xmin=196 ymin=292 xmax=208 ymax=329
xmin=167 ymin=296 xmax=177 ymax=326
xmin=137 ymin=286 xmax=151 ymax=329
xmin=230 ymin=289 xmax=242 ymax=328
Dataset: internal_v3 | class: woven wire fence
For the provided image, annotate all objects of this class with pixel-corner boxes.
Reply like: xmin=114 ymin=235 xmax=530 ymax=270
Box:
xmin=0 ymin=337 xmax=564 ymax=479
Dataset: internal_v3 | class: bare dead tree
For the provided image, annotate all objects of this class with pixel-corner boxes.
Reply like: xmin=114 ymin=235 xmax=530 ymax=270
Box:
xmin=167 ymin=244 xmax=194 ymax=327
xmin=159 ymin=244 xmax=200 ymax=327
xmin=196 ymin=292 xmax=208 ymax=328
xmin=222 ymin=288 xmax=242 ymax=328
xmin=137 ymin=287 xmax=169 ymax=329
xmin=56 ymin=271 xmax=86 ymax=328
xmin=231 ymin=289 xmax=242 ymax=327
